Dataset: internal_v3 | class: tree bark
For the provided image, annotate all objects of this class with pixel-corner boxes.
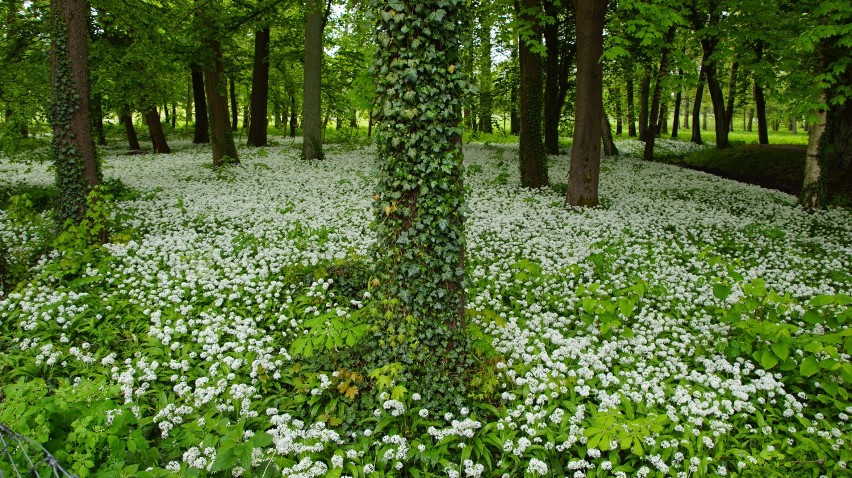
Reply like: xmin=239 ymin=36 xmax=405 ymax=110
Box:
xmin=747 ymin=108 xmax=754 ymax=132
xmin=203 ymin=37 xmax=239 ymax=166
xmin=290 ymin=93 xmax=297 ymax=138
xmin=191 ymin=63 xmax=210 ymax=143
xmin=644 ymin=26 xmax=676 ymax=161
xmin=120 ymin=112 xmax=140 ymax=151
xmin=602 ymin=113 xmax=618 ymax=156
xmin=50 ymin=0 xmax=100 ymax=226
xmin=510 ymin=42 xmax=520 ymax=135
xmin=691 ymin=63 xmax=706 ymax=144
xmin=613 ymin=87 xmax=623 ymax=135
xmin=701 ymin=42 xmax=730 ymax=148
xmin=145 ymin=107 xmax=170 ymax=154
xmin=671 ymin=82 xmax=682 ymax=138
xmin=92 ymin=93 xmax=106 ymax=145
xmin=683 ymin=97 xmax=690 ymax=128
xmin=802 ymin=92 xmax=826 ymax=209
xmin=518 ymin=0 xmax=547 ymax=188
xmin=567 ymin=0 xmax=606 ymax=207
xmin=638 ymin=71 xmax=650 ymax=141
xmin=478 ymin=7 xmax=494 ymax=134
xmin=302 ymin=0 xmax=324 ymax=159
xmin=247 ymin=26 xmax=270 ymax=146
xmin=725 ymin=61 xmax=739 ymax=132
xmin=543 ymin=0 xmax=560 ymax=153
xmin=229 ymin=77 xmax=238 ymax=131
xmin=626 ymin=75 xmax=636 ymax=137
xmin=658 ymin=103 xmax=668 ymax=135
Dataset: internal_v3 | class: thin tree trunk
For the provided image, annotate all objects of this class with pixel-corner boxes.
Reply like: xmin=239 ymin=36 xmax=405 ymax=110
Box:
xmin=171 ymin=103 xmax=176 ymax=129
xmin=683 ymin=96 xmax=690 ymax=128
xmin=518 ymin=0 xmax=547 ymax=188
xmin=543 ymin=0 xmax=560 ymax=153
xmin=290 ymin=93 xmax=297 ymax=138
xmin=510 ymin=42 xmax=520 ymax=135
xmin=247 ymin=26 xmax=270 ymax=146
xmin=229 ymin=77 xmax=238 ymax=131
xmin=627 ymin=75 xmax=636 ymax=137
xmin=186 ymin=74 xmax=193 ymax=125
xmin=121 ymin=112 xmax=140 ymax=151
xmin=613 ymin=87 xmax=623 ymax=135
xmin=703 ymin=106 xmax=708 ymax=130
xmin=602 ymin=113 xmax=618 ymax=156
xmin=791 ymin=117 xmax=797 ymax=134
xmin=479 ymin=7 xmax=494 ymax=134
xmin=691 ymin=55 xmax=708 ymax=144
xmin=753 ymin=42 xmax=769 ymax=144
xmin=191 ymin=63 xmax=209 ymax=143
xmin=92 ymin=93 xmax=106 ymax=145
xmin=204 ymin=38 xmax=239 ymax=166
xmin=747 ymin=108 xmax=754 ymax=132
xmin=145 ymin=107 xmax=171 ymax=154
xmin=725 ymin=61 xmax=739 ymax=131
xmin=802 ymin=93 xmax=826 ymax=209
xmin=644 ymin=26 xmax=675 ymax=161
xmin=659 ymin=102 xmax=668 ymax=135
xmin=567 ymin=0 xmax=606 ymax=207
xmin=671 ymin=80 xmax=682 ymax=138
xmin=702 ymin=39 xmax=730 ymax=148
xmin=302 ymin=0 xmax=323 ymax=159
xmin=638 ymin=71 xmax=650 ymax=141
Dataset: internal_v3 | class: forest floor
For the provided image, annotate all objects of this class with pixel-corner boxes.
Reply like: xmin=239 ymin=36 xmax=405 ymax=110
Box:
xmin=0 ymin=137 xmax=850 ymax=477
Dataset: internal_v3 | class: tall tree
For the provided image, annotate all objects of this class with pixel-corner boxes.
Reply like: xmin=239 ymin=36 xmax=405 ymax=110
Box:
xmin=517 ymin=0 xmax=548 ymax=188
xmin=626 ymin=75 xmax=636 ymax=136
xmin=144 ymin=106 xmax=170 ymax=153
xmin=200 ymin=3 xmax=239 ymax=166
xmin=643 ymin=26 xmax=677 ymax=161
xmin=191 ymin=63 xmax=210 ymax=143
xmin=50 ymin=0 xmax=101 ymax=226
xmin=302 ymin=0 xmax=324 ymax=160
xmin=478 ymin=4 xmax=494 ymax=134
xmin=691 ymin=0 xmax=730 ymax=149
xmin=247 ymin=26 xmax=270 ymax=146
xmin=543 ymin=0 xmax=575 ymax=154
xmin=567 ymin=0 xmax=606 ymax=207
xmin=371 ymin=0 xmax=468 ymax=406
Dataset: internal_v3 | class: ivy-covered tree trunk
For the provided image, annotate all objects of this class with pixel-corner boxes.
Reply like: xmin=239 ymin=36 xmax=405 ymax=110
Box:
xmin=191 ymin=63 xmax=210 ymax=144
xmin=518 ymin=0 xmax=548 ymax=188
xmin=371 ymin=0 xmax=468 ymax=405
xmin=203 ymin=36 xmax=239 ymax=166
xmin=567 ymin=0 xmax=605 ymax=207
xmin=50 ymin=0 xmax=100 ymax=225
xmin=145 ymin=107 xmax=171 ymax=154
xmin=247 ymin=26 xmax=270 ymax=147
xmin=302 ymin=0 xmax=323 ymax=160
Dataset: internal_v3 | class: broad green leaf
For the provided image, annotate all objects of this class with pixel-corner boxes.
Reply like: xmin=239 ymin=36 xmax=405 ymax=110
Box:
xmin=760 ymin=350 xmax=779 ymax=369
xmin=771 ymin=343 xmax=789 ymax=361
xmin=800 ymin=356 xmax=820 ymax=377
xmin=713 ymin=284 xmax=731 ymax=300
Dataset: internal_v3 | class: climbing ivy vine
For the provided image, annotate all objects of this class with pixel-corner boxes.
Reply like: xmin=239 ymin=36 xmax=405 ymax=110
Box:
xmin=368 ymin=0 xmax=471 ymax=407
xmin=49 ymin=2 xmax=100 ymax=226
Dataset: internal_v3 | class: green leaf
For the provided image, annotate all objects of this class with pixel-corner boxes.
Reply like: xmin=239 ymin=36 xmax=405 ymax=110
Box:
xmin=771 ymin=343 xmax=789 ymax=361
xmin=800 ymin=356 xmax=820 ymax=377
xmin=713 ymin=283 xmax=731 ymax=301
xmin=760 ymin=350 xmax=779 ymax=369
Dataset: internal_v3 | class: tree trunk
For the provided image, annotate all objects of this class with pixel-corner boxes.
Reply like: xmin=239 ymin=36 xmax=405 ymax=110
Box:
xmin=626 ymin=75 xmax=636 ymax=137
xmin=703 ymin=106 xmax=708 ymax=131
xmin=247 ymin=27 xmax=270 ymax=146
xmin=186 ymin=74 xmax=193 ymax=125
xmin=638 ymin=71 xmax=650 ymax=141
xmin=658 ymin=103 xmax=668 ymax=135
xmin=701 ymin=39 xmax=730 ymax=149
xmin=691 ymin=56 xmax=707 ymax=144
xmin=613 ymin=87 xmax=623 ymax=135
xmin=601 ymin=113 xmax=618 ymax=156
xmin=92 ymin=93 xmax=106 ymax=145
xmin=50 ymin=0 xmax=100 ymax=227
xmin=791 ymin=117 xmax=797 ymax=134
xmin=543 ymin=0 xmax=560 ymax=153
xmin=753 ymin=42 xmax=769 ymax=144
xmin=802 ymin=93 xmax=826 ymax=209
xmin=567 ymin=0 xmax=606 ymax=207
xmin=145 ymin=107 xmax=170 ymax=154
xmin=121 ymin=112 xmax=140 ymax=151
xmin=644 ymin=27 xmax=675 ymax=161
xmin=747 ymin=108 xmax=754 ymax=132
xmin=302 ymin=0 xmax=323 ymax=159
xmin=171 ymin=104 xmax=177 ymax=129
xmin=229 ymin=77 xmax=238 ymax=131
xmin=479 ymin=8 xmax=494 ymax=134
xmin=372 ymin=0 xmax=467 ymax=406
xmin=671 ymin=82 xmax=682 ymax=138
xmin=510 ymin=42 xmax=520 ymax=135
xmin=683 ymin=97 xmax=690 ymax=128
xmin=518 ymin=0 xmax=547 ymax=188
xmin=191 ymin=63 xmax=209 ymax=143
xmin=725 ymin=61 xmax=739 ymax=132
xmin=163 ymin=103 xmax=170 ymax=125
xmin=204 ymin=38 xmax=239 ymax=166
xmin=290 ymin=94 xmax=297 ymax=137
